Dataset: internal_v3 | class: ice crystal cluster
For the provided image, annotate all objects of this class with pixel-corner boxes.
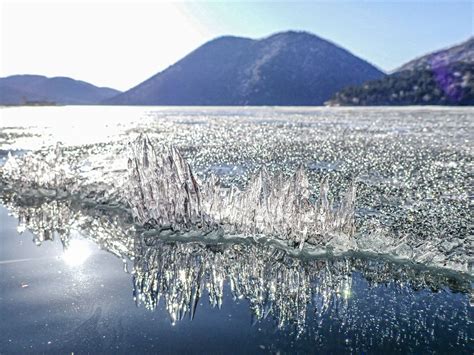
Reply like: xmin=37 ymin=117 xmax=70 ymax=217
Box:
xmin=0 ymin=143 xmax=127 ymax=205
xmin=127 ymin=135 xmax=356 ymax=247
xmin=1 ymin=143 xmax=75 ymax=194
xmin=126 ymin=135 xmax=205 ymax=230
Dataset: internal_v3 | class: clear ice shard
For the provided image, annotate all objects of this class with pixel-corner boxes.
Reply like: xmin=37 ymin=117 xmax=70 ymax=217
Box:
xmin=126 ymin=134 xmax=356 ymax=247
xmin=126 ymin=134 xmax=206 ymax=231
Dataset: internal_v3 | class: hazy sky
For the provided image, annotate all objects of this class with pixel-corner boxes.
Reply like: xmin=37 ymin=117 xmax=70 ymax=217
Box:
xmin=1 ymin=1 xmax=472 ymax=91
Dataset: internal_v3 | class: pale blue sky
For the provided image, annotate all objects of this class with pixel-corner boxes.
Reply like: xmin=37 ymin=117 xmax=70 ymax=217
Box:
xmin=183 ymin=1 xmax=473 ymax=71
xmin=1 ymin=1 xmax=472 ymax=90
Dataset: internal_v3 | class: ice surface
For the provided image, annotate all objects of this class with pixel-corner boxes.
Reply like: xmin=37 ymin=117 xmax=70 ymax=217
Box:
xmin=0 ymin=107 xmax=472 ymax=273
xmin=1 ymin=191 xmax=471 ymax=339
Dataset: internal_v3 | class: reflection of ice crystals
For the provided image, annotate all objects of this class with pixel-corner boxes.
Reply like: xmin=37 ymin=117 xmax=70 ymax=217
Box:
xmin=132 ymin=240 xmax=352 ymax=332
xmin=1 ymin=192 xmax=135 ymax=259
xmin=15 ymin=200 xmax=76 ymax=245
xmin=131 ymin=239 xmax=471 ymax=334
xmin=1 ymin=191 xmax=471 ymax=336
xmin=127 ymin=135 xmax=356 ymax=246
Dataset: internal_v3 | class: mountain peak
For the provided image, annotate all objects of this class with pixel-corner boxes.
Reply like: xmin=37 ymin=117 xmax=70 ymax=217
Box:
xmin=107 ymin=30 xmax=384 ymax=106
xmin=264 ymin=30 xmax=321 ymax=40
xmin=209 ymin=35 xmax=253 ymax=42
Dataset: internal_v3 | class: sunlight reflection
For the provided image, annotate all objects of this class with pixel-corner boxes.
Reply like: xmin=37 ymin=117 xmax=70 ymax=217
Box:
xmin=62 ymin=239 xmax=91 ymax=266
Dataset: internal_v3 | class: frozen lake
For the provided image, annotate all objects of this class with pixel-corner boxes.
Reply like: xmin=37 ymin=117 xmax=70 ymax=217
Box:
xmin=0 ymin=106 xmax=472 ymax=353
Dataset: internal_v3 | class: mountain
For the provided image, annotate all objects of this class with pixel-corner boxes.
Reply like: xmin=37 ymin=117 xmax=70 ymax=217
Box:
xmin=106 ymin=31 xmax=384 ymax=106
xmin=397 ymin=37 xmax=474 ymax=72
xmin=327 ymin=62 xmax=474 ymax=106
xmin=0 ymin=75 xmax=121 ymax=105
xmin=327 ymin=37 xmax=474 ymax=106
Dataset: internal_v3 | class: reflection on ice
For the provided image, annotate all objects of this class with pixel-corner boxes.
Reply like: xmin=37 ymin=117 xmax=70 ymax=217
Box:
xmin=62 ymin=239 xmax=91 ymax=266
xmin=0 ymin=191 xmax=471 ymax=343
xmin=131 ymin=237 xmax=472 ymax=339
xmin=1 ymin=192 xmax=135 ymax=260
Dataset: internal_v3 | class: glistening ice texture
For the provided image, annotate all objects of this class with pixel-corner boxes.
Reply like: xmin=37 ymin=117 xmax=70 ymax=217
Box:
xmin=0 ymin=106 xmax=472 ymax=272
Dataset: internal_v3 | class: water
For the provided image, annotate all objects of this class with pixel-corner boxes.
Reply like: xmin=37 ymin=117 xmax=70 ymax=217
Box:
xmin=0 ymin=106 xmax=472 ymax=353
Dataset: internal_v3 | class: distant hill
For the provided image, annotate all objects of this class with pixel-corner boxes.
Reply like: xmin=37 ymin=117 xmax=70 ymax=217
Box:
xmin=327 ymin=38 xmax=474 ymax=106
xmin=397 ymin=37 xmax=474 ymax=72
xmin=105 ymin=31 xmax=384 ymax=106
xmin=0 ymin=75 xmax=121 ymax=105
xmin=327 ymin=63 xmax=474 ymax=106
